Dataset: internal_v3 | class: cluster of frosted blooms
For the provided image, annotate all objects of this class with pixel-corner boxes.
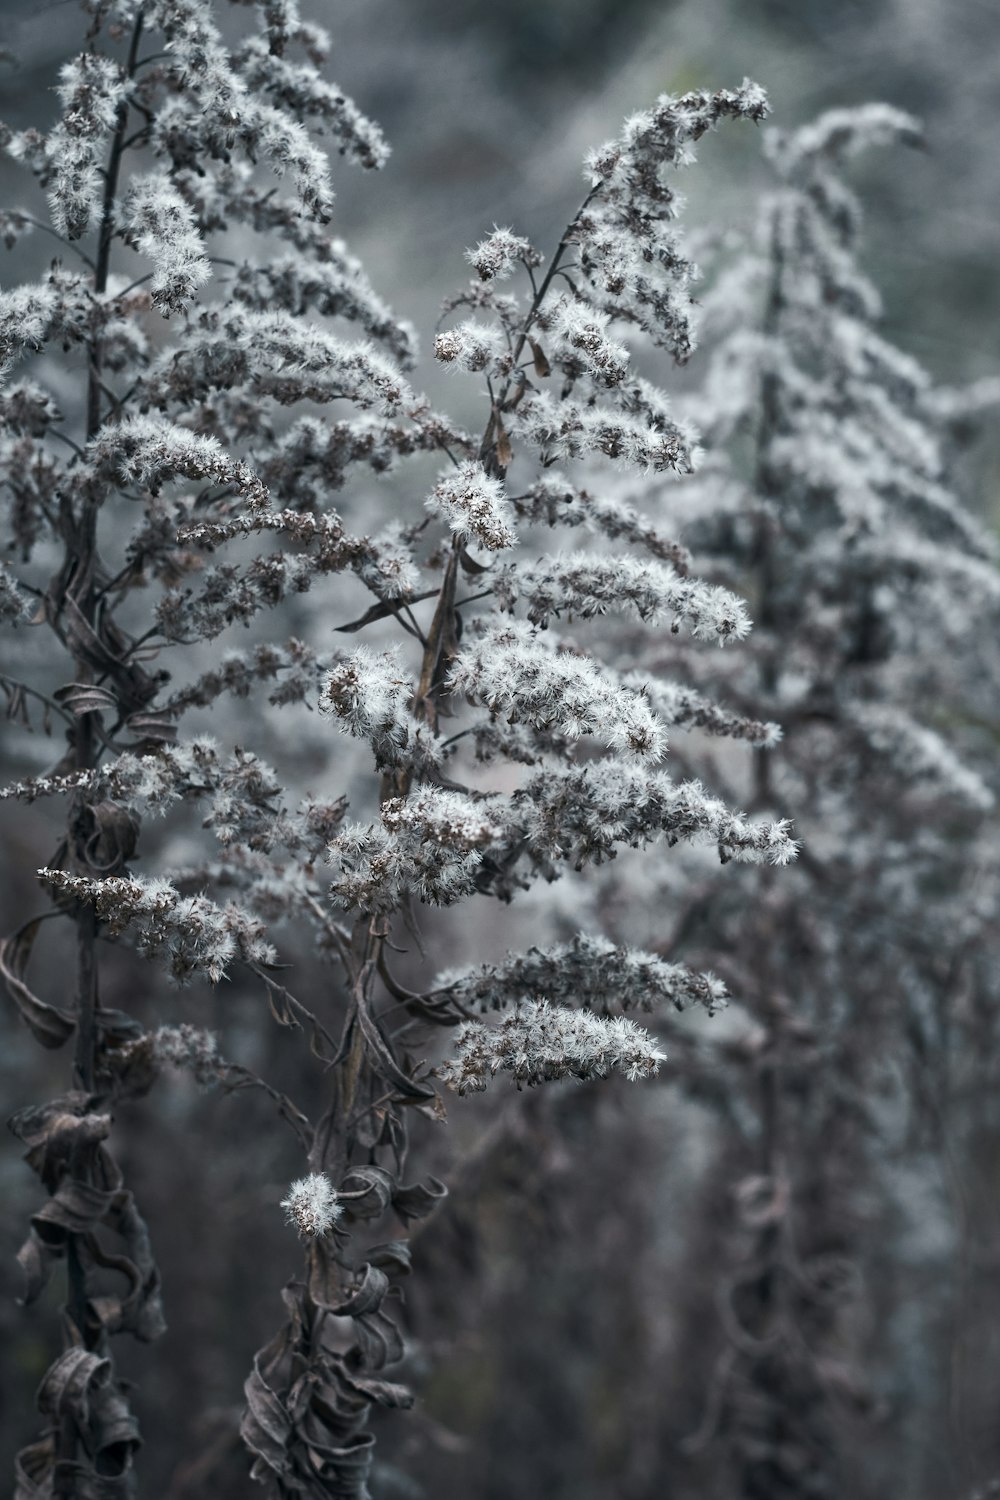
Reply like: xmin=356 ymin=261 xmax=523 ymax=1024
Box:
xmin=698 ymin=104 xmax=1000 ymax=771
xmin=159 ymin=509 xmax=418 ymax=642
xmin=466 ymin=717 xmax=575 ymax=769
xmin=90 ymin=279 xmax=153 ymax=374
xmin=509 ymin=392 xmax=694 ymax=474
xmin=170 ymin=743 xmax=348 ymax=858
xmin=625 ymin=674 xmax=782 ymax=746
xmin=769 ymin=102 xmax=924 ymax=173
xmin=510 ymin=474 xmax=691 ymax=571
xmin=766 ymin=406 xmax=990 ymax=552
xmin=448 ymin=619 xmax=666 ymax=759
xmin=0 ymin=270 xmax=91 ymax=378
xmin=430 ymin=933 xmax=728 ymax=1016
xmin=2 ymin=740 xmax=344 ymax=865
xmin=323 ymin=647 xmax=439 ymax=771
xmin=140 ymin=311 xmax=411 ymax=413
xmin=439 ymin=1001 xmax=667 ymax=1094
xmin=200 ymin=747 xmax=315 ymax=852
xmin=280 ymin=1174 xmax=343 ymax=1240
xmin=85 ymin=414 xmax=267 ymax=502
xmin=164 ymin=846 xmax=338 ymax=942
xmin=119 ymin=173 xmax=211 ymax=313
xmin=45 ymin=54 xmax=129 ymax=238
xmin=551 ymin=298 xmax=630 ymax=386
xmin=0 ymin=378 xmax=61 ymax=434
xmin=145 ymin=0 xmax=339 ymax=220
xmin=330 ymin=763 xmax=794 ymax=913
xmin=853 ymin=531 xmax=1000 ymax=616
xmin=465 ymin=226 xmax=542 ymax=282
xmin=674 ymin=110 xmax=1000 ymax=773
xmin=427 ymin=460 xmax=517 ymax=551
xmin=433 ymin=320 xmax=508 ymax=376
xmin=514 ymin=763 xmax=797 ymax=873
xmin=2 ymin=0 xmax=392 ymax=292
xmin=329 ymin=788 xmax=502 ymax=914
xmin=494 ymin=552 xmax=752 ymax=640
xmin=574 ymin=80 xmax=769 ymax=358
xmin=163 ymin=638 xmax=325 ymax=716
xmin=0 ymin=431 xmax=62 ymax=563
xmin=36 ymin=870 xmax=277 ymax=985
xmin=0 ymin=767 xmax=101 ymax=805
xmin=0 ymin=739 xmax=222 ymax=811
xmin=233 ymin=25 xmax=390 ymax=171
xmin=231 ymin=247 xmax=417 ymax=366
xmin=248 ymin=407 xmax=472 ymax=506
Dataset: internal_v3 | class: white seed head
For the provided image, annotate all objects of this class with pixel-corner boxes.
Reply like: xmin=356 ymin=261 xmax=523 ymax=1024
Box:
xmin=280 ymin=1173 xmax=342 ymax=1239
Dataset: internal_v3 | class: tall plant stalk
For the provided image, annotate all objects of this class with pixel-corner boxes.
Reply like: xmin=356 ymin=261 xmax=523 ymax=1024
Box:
xmin=0 ymin=6 xmax=800 ymax=1495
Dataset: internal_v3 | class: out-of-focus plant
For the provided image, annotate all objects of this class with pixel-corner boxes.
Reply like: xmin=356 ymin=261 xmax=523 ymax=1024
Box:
xmin=624 ymin=106 xmax=1000 ymax=1499
xmin=0 ymin=2 xmax=797 ymax=1495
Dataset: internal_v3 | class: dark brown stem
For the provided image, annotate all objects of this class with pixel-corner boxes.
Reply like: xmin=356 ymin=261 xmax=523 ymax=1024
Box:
xmin=11 ymin=214 xmax=97 ymax=270
xmin=500 ymin=187 xmax=599 ymax=407
xmin=750 ymin=210 xmax=785 ymax=810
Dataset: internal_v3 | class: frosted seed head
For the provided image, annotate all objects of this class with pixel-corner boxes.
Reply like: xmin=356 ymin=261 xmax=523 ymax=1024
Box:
xmin=465 ymin=226 xmax=542 ymax=281
xmin=280 ymin=1173 xmax=342 ymax=1238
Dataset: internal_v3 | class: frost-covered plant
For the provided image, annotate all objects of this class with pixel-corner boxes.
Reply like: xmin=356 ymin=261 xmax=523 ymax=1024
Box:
xmin=623 ymin=106 xmax=1000 ymax=1497
xmin=0 ymin=3 xmax=791 ymax=1493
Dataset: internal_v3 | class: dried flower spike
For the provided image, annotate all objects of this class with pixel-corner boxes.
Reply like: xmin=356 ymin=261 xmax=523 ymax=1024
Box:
xmin=280 ymin=1174 xmax=342 ymax=1239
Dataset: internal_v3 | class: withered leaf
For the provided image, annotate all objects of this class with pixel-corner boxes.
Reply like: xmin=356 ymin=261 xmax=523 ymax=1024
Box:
xmin=335 ymin=587 xmax=438 ymax=634
xmin=9 ymin=1095 xmax=165 ymax=1347
xmin=53 ymin=682 xmax=118 ymax=717
xmin=77 ymin=801 xmax=140 ymax=874
xmin=35 ymin=1347 xmax=140 ymax=1485
xmin=355 ymin=991 xmax=435 ymax=1101
xmin=0 ymin=918 xmax=75 ymax=1049
xmin=124 ymin=711 xmax=178 ymax=744
xmin=495 ymin=411 xmax=513 ymax=470
xmin=241 ymin=1280 xmax=384 ymax=1498
xmin=528 ymin=335 xmax=551 ymax=377
xmin=458 ymin=546 xmax=490 ymax=577
xmin=337 ymin=1164 xmax=395 ymax=1219
xmin=392 ymin=1175 xmax=447 ymax=1225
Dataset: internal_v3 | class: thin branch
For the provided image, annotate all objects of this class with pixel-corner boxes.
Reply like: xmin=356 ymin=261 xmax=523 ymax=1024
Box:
xmin=10 ymin=215 xmax=96 ymax=271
